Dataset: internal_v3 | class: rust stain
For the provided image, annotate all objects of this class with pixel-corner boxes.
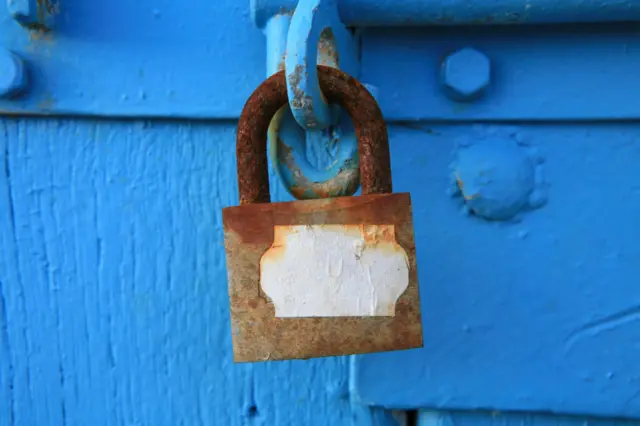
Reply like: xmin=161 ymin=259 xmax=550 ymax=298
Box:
xmin=456 ymin=172 xmax=479 ymax=201
xmin=287 ymin=64 xmax=317 ymax=127
xmin=38 ymin=93 xmax=56 ymax=111
xmin=226 ymin=67 xmax=417 ymax=362
xmin=262 ymin=227 xmax=287 ymax=262
xmin=264 ymin=224 xmax=399 ymax=263
xmin=20 ymin=0 xmax=58 ymax=32
xmin=280 ymin=139 xmax=359 ymax=200
xmin=318 ymin=28 xmax=339 ymax=68
xmin=361 ymin=224 xmax=396 ymax=244
xmin=222 ymin=193 xmax=422 ymax=362
xmin=29 ymin=28 xmax=54 ymax=42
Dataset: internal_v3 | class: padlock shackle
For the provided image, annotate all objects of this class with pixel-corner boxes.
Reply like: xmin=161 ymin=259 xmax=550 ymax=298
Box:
xmin=236 ymin=65 xmax=392 ymax=205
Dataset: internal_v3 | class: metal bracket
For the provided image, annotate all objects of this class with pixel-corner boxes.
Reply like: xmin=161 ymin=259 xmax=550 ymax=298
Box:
xmin=265 ymin=0 xmax=367 ymax=200
xmin=0 ymin=1 xmax=639 ymax=122
xmin=285 ymin=0 xmax=358 ymax=130
xmin=252 ymin=0 xmax=640 ymax=28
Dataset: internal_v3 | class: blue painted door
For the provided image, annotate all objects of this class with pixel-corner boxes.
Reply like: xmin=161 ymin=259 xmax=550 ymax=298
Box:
xmin=1 ymin=1 xmax=640 ymax=426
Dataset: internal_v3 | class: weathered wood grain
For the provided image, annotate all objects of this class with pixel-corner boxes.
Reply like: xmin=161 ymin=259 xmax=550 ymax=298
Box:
xmin=0 ymin=118 xmax=392 ymax=426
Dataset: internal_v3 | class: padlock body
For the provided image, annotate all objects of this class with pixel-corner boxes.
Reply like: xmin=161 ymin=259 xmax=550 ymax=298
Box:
xmin=222 ymin=193 xmax=423 ymax=363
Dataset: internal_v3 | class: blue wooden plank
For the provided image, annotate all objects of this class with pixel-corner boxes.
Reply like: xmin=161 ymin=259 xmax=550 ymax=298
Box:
xmin=0 ymin=118 xmax=390 ymax=425
xmin=354 ymin=123 xmax=640 ymax=417
xmin=0 ymin=123 xmax=19 ymax=426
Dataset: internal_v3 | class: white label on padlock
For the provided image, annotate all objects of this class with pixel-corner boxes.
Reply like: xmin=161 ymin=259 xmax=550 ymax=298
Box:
xmin=260 ymin=224 xmax=410 ymax=317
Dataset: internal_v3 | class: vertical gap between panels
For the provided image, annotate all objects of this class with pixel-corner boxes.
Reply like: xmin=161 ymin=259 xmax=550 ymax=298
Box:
xmin=405 ymin=409 xmax=419 ymax=426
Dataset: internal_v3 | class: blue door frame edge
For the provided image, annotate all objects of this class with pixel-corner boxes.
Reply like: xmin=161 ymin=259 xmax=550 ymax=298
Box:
xmin=252 ymin=0 xmax=640 ymax=28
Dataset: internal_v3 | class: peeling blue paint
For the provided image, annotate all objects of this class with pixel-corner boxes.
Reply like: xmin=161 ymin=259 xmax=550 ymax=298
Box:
xmin=284 ymin=0 xmax=359 ymax=130
xmin=265 ymin=11 xmax=361 ymax=200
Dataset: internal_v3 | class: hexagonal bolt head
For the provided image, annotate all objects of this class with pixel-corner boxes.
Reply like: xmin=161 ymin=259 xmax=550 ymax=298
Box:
xmin=0 ymin=49 xmax=27 ymax=99
xmin=441 ymin=47 xmax=491 ymax=103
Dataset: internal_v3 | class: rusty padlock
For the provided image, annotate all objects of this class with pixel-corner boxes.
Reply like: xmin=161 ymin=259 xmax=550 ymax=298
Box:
xmin=222 ymin=66 xmax=423 ymax=363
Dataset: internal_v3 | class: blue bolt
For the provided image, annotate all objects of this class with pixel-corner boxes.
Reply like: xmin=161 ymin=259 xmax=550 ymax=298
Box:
xmin=441 ymin=47 xmax=491 ymax=102
xmin=0 ymin=49 xmax=27 ymax=99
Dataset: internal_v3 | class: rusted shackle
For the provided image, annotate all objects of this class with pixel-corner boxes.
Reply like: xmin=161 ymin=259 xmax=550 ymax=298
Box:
xmin=236 ymin=65 xmax=393 ymax=205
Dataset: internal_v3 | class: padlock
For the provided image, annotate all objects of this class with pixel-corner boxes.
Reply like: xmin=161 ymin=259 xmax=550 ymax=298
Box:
xmin=223 ymin=65 xmax=423 ymax=363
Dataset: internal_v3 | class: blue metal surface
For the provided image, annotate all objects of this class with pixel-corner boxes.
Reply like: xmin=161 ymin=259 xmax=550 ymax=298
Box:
xmin=353 ymin=123 xmax=640 ymax=418
xmin=251 ymin=0 xmax=640 ymax=28
xmin=0 ymin=16 xmax=638 ymax=120
xmin=265 ymin=12 xmax=361 ymax=200
xmin=285 ymin=0 xmax=358 ymax=130
xmin=360 ymin=24 xmax=640 ymax=121
xmin=0 ymin=3 xmax=636 ymax=121
xmin=0 ymin=0 xmax=266 ymax=118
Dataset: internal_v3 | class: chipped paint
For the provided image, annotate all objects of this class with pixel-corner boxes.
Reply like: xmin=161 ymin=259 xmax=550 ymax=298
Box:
xmin=284 ymin=0 xmax=359 ymax=130
xmin=264 ymin=7 xmax=360 ymax=201
xmin=288 ymin=64 xmax=319 ymax=128
xmin=456 ymin=172 xmax=479 ymax=201
xmin=318 ymin=27 xmax=339 ymax=69
xmin=260 ymin=224 xmax=409 ymax=317
xmin=10 ymin=0 xmax=58 ymax=31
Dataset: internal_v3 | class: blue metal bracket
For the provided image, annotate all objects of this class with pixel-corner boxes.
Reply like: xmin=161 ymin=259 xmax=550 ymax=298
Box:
xmin=265 ymin=0 xmax=364 ymax=200
xmin=252 ymin=0 xmax=640 ymax=28
xmin=0 ymin=1 xmax=639 ymax=121
xmin=285 ymin=0 xmax=358 ymax=130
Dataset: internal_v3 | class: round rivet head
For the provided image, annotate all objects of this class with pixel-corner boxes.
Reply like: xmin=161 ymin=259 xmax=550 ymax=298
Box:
xmin=449 ymin=130 xmax=548 ymax=222
xmin=441 ymin=47 xmax=491 ymax=102
xmin=0 ymin=49 xmax=27 ymax=99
